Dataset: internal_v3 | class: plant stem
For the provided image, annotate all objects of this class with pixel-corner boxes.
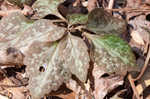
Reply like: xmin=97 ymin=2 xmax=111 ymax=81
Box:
xmin=128 ymin=74 xmax=141 ymax=99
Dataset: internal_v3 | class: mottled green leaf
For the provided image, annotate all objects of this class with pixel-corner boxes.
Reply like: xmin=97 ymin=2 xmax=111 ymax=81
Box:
xmin=32 ymin=0 xmax=64 ymax=19
xmin=0 ymin=12 xmax=33 ymax=41
xmin=62 ymin=34 xmax=90 ymax=82
xmin=26 ymin=33 xmax=90 ymax=98
xmin=25 ymin=41 xmax=71 ymax=99
xmin=0 ymin=12 xmax=66 ymax=66
xmin=86 ymin=8 xmax=126 ymax=35
xmin=0 ymin=12 xmax=66 ymax=51
xmin=14 ymin=19 xmax=66 ymax=51
xmin=86 ymin=33 xmax=137 ymax=75
xmin=67 ymin=13 xmax=88 ymax=25
xmin=0 ymin=12 xmax=33 ymax=49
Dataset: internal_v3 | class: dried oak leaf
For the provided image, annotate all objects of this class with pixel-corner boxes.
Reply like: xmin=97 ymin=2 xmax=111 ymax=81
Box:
xmin=86 ymin=8 xmax=127 ymax=35
xmin=86 ymin=33 xmax=138 ymax=75
xmin=32 ymin=0 xmax=64 ymax=19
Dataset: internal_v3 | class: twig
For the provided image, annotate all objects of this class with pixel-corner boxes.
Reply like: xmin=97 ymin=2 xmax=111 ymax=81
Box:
xmin=0 ymin=84 xmax=27 ymax=88
xmin=108 ymin=0 xmax=114 ymax=9
xmin=106 ymin=8 xmax=150 ymax=12
xmin=128 ymin=74 xmax=141 ymax=99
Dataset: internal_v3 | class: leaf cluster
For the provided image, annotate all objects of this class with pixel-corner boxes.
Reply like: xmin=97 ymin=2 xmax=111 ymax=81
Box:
xmin=0 ymin=0 xmax=139 ymax=99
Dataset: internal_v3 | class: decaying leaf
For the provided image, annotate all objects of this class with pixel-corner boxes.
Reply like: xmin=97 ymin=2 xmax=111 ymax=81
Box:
xmin=67 ymin=13 xmax=88 ymax=25
xmin=94 ymin=76 xmax=123 ymax=99
xmin=25 ymin=41 xmax=71 ymax=99
xmin=86 ymin=8 xmax=126 ymax=35
xmin=63 ymin=34 xmax=90 ymax=82
xmin=93 ymin=64 xmax=124 ymax=99
xmin=85 ymin=33 xmax=138 ymax=75
xmin=131 ymin=30 xmax=145 ymax=46
xmin=32 ymin=0 xmax=64 ymax=19
xmin=0 ymin=47 xmax=24 ymax=66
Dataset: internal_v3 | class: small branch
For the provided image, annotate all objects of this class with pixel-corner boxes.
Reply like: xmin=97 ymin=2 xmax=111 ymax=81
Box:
xmin=108 ymin=0 xmax=114 ymax=9
xmin=0 ymin=83 xmax=27 ymax=88
xmin=106 ymin=8 xmax=150 ymax=12
xmin=128 ymin=74 xmax=141 ymax=99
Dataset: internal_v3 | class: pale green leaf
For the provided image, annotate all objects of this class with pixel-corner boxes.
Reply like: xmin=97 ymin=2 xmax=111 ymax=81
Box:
xmin=86 ymin=33 xmax=137 ymax=75
xmin=67 ymin=13 xmax=88 ymax=25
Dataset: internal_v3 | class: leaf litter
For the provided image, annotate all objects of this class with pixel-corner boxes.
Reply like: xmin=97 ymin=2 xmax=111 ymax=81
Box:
xmin=0 ymin=0 xmax=150 ymax=99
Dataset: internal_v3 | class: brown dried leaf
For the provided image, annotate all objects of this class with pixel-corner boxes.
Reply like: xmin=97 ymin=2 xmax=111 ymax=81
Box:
xmin=93 ymin=65 xmax=123 ymax=99
xmin=131 ymin=30 xmax=145 ymax=46
xmin=128 ymin=15 xmax=150 ymax=54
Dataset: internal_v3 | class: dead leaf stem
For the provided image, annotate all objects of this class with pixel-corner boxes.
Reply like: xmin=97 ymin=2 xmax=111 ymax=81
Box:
xmin=106 ymin=8 xmax=150 ymax=12
xmin=108 ymin=0 xmax=114 ymax=9
xmin=128 ymin=74 xmax=141 ymax=99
